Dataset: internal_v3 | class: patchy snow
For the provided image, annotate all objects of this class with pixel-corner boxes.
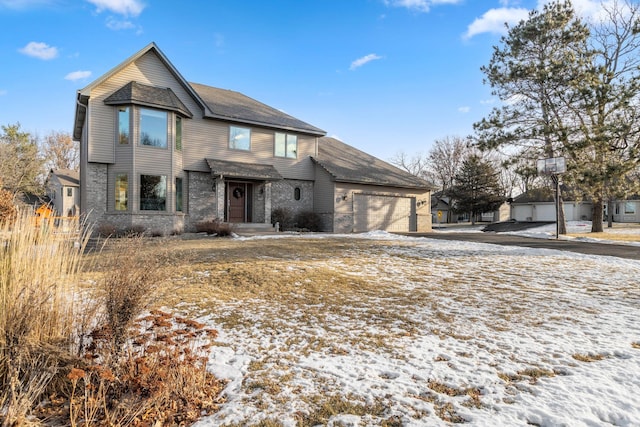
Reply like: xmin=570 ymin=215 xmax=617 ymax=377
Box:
xmin=433 ymin=220 xmax=640 ymax=247
xmin=191 ymin=231 xmax=640 ymax=426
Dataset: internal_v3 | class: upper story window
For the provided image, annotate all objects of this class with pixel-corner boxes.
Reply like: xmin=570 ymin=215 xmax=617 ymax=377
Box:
xmin=175 ymin=116 xmax=182 ymax=151
xmin=140 ymin=108 xmax=168 ymax=148
xmin=229 ymin=126 xmax=251 ymax=151
xmin=275 ymin=132 xmax=297 ymax=158
xmin=67 ymin=187 xmax=73 ymax=197
xmin=118 ymin=106 xmax=130 ymax=144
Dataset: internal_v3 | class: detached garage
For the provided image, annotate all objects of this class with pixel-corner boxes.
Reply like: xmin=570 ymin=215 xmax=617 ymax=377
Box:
xmin=510 ymin=188 xmax=593 ymax=222
xmin=312 ymin=137 xmax=432 ymax=233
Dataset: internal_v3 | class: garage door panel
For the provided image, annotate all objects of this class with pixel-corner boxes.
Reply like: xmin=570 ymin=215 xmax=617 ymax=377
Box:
xmin=354 ymin=194 xmax=411 ymax=232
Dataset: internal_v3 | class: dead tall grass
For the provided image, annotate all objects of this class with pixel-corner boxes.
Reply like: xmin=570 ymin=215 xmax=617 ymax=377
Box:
xmin=0 ymin=211 xmax=90 ymax=425
xmin=1 ymin=216 xmax=226 ymax=426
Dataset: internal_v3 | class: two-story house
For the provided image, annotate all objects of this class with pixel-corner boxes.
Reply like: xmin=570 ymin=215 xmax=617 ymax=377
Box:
xmin=73 ymin=43 xmax=431 ymax=234
xmin=45 ymin=168 xmax=80 ymax=218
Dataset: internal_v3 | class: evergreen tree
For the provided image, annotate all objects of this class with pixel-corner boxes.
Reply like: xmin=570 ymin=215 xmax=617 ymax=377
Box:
xmin=474 ymin=0 xmax=590 ymax=234
xmin=474 ymin=0 xmax=640 ymax=232
xmin=0 ymin=123 xmax=44 ymax=196
xmin=448 ymin=155 xmax=505 ymax=225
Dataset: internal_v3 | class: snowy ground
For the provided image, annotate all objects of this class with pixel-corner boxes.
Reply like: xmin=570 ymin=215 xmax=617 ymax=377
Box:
xmin=189 ymin=228 xmax=640 ymax=426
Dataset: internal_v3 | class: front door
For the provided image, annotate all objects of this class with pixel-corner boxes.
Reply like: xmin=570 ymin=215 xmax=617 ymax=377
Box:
xmin=227 ymin=182 xmax=252 ymax=223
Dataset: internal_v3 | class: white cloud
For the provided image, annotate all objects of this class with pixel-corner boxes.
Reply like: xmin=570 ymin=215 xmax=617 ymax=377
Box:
xmin=106 ymin=16 xmax=135 ymax=30
xmin=350 ymin=54 xmax=383 ymax=71
xmin=458 ymin=106 xmax=471 ymax=113
xmin=480 ymin=98 xmax=496 ymax=105
xmin=538 ymin=0 xmax=631 ymax=24
xmin=18 ymin=41 xmax=58 ymax=60
xmin=468 ymin=0 xmax=629 ymax=40
xmin=86 ymin=0 xmax=145 ymax=17
xmin=464 ymin=7 xmax=529 ymax=39
xmin=64 ymin=70 xmax=92 ymax=81
xmin=384 ymin=0 xmax=461 ymax=13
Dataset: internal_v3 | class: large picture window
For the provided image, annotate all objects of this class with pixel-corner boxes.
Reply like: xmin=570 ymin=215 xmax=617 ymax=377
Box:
xmin=140 ymin=108 xmax=168 ymax=148
xmin=275 ymin=132 xmax=297 ymax=158
xmin=140 ymin=174 xmax=166 ymax=211
xmin=229 ymin=126 xmax=251 ymax=151
xmin=118 ymin=106 xmax=129 ymax=144
xmin=624 ymin=202 xmax=636 ymax=214
xmin=115 ymin=174 xmax=128 ymax=211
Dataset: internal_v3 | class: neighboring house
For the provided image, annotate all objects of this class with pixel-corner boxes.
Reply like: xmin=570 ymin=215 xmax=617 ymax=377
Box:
xmin=510 ymin=188 xmax=592 ymax=222
xmin=431 ymin=193 xmax=453 ymax=224
xmin=609 ymin=197 xmax=640 ymax=223
xmin=46 ymin=169 xmax=80 ymax=217
xmin=73 ymin=43 xmax=431 ymax=234
xmin=430 ymin=191 xmax=509 ymax=224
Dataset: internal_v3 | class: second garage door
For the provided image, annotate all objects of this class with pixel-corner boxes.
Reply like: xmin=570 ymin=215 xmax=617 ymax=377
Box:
xmin=353 ymin=194 xmax=412 ymax=232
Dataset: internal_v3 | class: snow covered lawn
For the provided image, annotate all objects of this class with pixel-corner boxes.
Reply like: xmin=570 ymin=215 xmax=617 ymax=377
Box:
xmin=173 ymin=232 xmax=640 ymax=426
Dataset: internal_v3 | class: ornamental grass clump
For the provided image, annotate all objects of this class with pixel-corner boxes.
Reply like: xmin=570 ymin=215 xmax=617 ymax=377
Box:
xmin=1 ymin=215 xmax=226 ymax=426
xmin=0 ymin=210 xmax=90 ymax=426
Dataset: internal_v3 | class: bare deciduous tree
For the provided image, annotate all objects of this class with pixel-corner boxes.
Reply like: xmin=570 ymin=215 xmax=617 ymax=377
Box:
xmin=42 ymin=131 xmax=78 ymax=171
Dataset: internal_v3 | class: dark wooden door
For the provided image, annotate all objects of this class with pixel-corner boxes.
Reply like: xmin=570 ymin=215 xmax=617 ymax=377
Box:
xmin=228 ymin=182 xmax=246 ymax=223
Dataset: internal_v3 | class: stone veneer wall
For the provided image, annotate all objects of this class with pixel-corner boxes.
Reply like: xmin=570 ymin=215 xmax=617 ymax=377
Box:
xmin=185 ymin=171 xmax=217 ymax=231
xmin=271 ymin=180 xmax=314 ymax=220
xmin=83 ymin=163 xmax=108 ymax=227
xmin=332 ymin=213 xmax=354 ymax=234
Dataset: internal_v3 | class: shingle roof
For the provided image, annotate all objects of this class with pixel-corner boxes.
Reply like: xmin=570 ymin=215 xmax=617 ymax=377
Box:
xmin=51 ymin=169 xmax=80 ymax=187
xmin=512 ymin=185 xmax=585 ymax=203
xmin=191 ymin=83 xmax=325 ymax=136
xmin=104 ymin=81 xmax=193 ymax=118
xmin=312 ymin=137 xmax=431 ymax=190
xmin=206 ymin=159 xmax=283 ymax=181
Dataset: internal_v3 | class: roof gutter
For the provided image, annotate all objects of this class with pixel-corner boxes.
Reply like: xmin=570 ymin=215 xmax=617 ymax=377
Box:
xmin=73 ymin=93 xmax=89 ymax=141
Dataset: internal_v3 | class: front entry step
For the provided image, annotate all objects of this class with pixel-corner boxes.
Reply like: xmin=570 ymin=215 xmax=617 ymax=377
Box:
xmin=232 ymin=223 xmax=277 ymax=234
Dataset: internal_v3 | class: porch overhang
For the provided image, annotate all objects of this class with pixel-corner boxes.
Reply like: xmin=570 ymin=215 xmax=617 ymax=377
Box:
xmin=206 ymin=158 xmax=283 ymax=181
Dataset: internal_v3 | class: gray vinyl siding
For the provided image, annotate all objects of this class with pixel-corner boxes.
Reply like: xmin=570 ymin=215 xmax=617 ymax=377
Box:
xmin=313 ymin=164 xmax=335 ymax=214
xmin=87 ymin=50 xmax=203 ymax=164
xmin=86 ymin=49 xmax=317 ymax=181
xmin=183 ymin=121 xmax=317 ymax=181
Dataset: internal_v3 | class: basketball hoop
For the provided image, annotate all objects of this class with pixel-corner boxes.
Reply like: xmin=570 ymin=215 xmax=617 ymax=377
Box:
xmin=537 ymin=157 xmax=566 ymax=175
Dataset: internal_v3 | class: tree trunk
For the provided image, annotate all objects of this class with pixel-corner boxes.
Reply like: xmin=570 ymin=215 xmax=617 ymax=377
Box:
xmin=607 ymin=199 xmax=614 ymax=228
xmin=592 ymin=199 xmax=604 ymax=232
xmin=557 ymin=197 xmax=567 ymax=235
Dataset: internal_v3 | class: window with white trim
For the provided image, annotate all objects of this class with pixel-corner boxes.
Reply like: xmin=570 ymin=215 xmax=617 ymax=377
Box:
xmin=275 ymin=132 xmax=297 ymax=158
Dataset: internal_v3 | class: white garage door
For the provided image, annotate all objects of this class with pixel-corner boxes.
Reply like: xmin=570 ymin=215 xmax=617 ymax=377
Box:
xmin=353 ymin=194 xmax=412 ymax=232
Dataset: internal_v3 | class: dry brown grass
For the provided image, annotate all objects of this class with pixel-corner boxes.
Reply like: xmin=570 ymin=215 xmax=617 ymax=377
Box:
xmin=1 ymin=211 xmax=90 ymax=425
xmin=1 ymin=221 xmax=227 ymax=426
xmin=567 ymin=223 xmax=640 ymax=242
xmin=567 ymin=232 xmax=640 ymax=242
xmin=572 ymin=353 xmax=607 ymax=362
xmin=74 ymin=232 xmax=637 ymax=426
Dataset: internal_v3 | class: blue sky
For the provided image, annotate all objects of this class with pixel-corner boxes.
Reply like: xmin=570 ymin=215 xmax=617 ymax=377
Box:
xmin=0 ymin=0 xmax=612 ymax=162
